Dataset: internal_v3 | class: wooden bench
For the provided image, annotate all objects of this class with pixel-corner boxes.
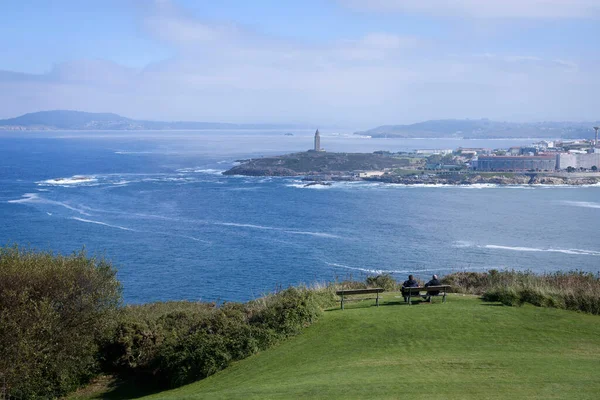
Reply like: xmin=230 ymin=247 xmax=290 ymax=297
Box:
xmin=336 ymin=288 xmax=384 ymax=310
xmin=401 ymin=285 xmax=451 ymax=305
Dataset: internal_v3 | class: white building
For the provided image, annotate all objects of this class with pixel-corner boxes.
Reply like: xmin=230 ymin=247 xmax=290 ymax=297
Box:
xmin=557 ymin=153 xmax=600 ymax=170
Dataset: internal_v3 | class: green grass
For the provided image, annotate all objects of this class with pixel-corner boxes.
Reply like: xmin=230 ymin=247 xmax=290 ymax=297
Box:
xmin=125 ymin=294 xmax=600 ymax=400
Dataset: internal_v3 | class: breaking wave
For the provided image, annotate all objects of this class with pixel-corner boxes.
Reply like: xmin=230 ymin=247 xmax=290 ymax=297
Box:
xmin=38 ymin=176 xmax=97 ymax=186
xmin=217 ymin=222 xmax=340 ymax=238
xmin=176 ymin=168 xmax=225 ymax=175
xmin=71 ymin=217 xmax=135 ymax=231
xmin=324 ymin=262 xmax=443 ymax=275
xmin=562 ymin=201 xmax=600 ymax=209
xmin=8 ymin=193 xmax=91 ymax=215
xmin=454 ymin=241 xmax=600 ymax=256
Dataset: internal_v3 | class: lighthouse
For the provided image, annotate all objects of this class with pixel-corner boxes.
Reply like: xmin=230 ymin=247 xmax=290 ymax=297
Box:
xmin=314 ymin=129 xmax=321 ymax=152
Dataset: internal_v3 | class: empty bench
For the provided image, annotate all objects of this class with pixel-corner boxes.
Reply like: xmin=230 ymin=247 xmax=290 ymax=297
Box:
xmin=401 ymin=285 xmax=451 ymax=305
xmin=336 ymin=288 xmax=384 ymax=310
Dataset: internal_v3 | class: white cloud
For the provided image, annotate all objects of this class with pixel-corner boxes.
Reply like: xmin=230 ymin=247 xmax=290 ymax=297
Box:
xmin=339 ymin=0 xmax=600 ymax=19
xmin=0 ymin=0 xmax=598 ymax=126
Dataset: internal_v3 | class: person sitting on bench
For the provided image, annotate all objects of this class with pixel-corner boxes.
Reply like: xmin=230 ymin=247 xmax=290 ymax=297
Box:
xmin=401 ymin=274 xmax=418 ymax=302
xmin=422 ymin=274 xmax=441 ymax=301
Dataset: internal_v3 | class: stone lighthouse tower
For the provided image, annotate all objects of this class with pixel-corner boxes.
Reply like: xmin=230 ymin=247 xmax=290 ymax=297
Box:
xmin=314 ymin=129 xmax=321 ymax=152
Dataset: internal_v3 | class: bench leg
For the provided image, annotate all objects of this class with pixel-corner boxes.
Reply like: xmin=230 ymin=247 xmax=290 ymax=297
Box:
xmin=376 ymin=292 xmax=379 ymax=307
xmin=443 ymin=289 xmax=446 ymax=303
xmin=408 ymin=290 xmax=412 ymax=305
xmin=341 ymin=293 xmax=344 ymax=310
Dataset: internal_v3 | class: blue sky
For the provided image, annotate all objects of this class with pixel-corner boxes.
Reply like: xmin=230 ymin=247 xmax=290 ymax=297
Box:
xmin=1 ymin=0 xmax=599 ymax=127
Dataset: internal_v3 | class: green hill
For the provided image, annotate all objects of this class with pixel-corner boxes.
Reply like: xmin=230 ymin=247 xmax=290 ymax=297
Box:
xmin=357 ymin=119 xmax=599 ymax=139
xmin=0 ymin=110 xmax=310 ymax=130
xmin=78 ymin=294 xmax=600 ymax=399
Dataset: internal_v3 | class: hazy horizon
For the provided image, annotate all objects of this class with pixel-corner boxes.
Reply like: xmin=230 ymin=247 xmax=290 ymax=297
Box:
xmin=1 ymin=0 xmax=599 ymax=126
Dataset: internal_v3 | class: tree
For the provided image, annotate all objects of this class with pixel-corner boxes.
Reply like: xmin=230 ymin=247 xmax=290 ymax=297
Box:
xmin=592 ymin=165 xmax=598 ymax=172
xmin=0 ymin=246 xmax=121 ymax=398
xmin=566 ymin=166 xmax=576 ymax=173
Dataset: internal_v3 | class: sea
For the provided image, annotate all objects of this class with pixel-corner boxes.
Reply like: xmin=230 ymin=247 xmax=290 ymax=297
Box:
xmin=1 ymin=130 xmax=599 ymax=304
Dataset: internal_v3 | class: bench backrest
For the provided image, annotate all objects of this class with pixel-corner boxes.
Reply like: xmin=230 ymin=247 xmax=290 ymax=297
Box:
xmin=336 ymin=288 xmax=384 ymax=296
xmin=402 ymin=285 xmax=451 ymax=294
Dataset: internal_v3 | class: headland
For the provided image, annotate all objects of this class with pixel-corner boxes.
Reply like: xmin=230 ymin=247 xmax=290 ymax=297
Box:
xmin=223 ymin=151 xmax=600 ymax=186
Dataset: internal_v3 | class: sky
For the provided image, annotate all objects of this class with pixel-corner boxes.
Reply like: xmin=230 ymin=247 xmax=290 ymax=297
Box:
xmin=1 ymin=0 xmax=599 ymax=128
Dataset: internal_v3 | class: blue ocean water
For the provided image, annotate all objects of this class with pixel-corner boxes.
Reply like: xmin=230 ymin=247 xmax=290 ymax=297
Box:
xmin=1 ymin=130 xmax=599 ymax=303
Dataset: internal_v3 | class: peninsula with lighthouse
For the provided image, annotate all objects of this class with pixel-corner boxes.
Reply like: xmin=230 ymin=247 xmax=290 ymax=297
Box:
xmin=224 ymin=129 xmax=600 ymax=185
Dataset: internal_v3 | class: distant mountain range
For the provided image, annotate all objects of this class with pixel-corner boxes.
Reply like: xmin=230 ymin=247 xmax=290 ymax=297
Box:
xmin=1 ymin=111 xmax=598 ymax=139
xmin=0 ymin=110 xmax=310 ymax=131
xmin=357 ymin=119 xmax=600 ymax=139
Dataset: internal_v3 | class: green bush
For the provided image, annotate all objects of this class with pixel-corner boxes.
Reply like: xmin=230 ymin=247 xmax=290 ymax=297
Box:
xmin=100 ymin=286 xmax=336 ymax=389
xmin=365 ymin=274 xmax=397 ymax=291
xmin=0 ymin=245 xmax=121 ymax=399
xmin=248 ymin=287 xmax=327 ymax=337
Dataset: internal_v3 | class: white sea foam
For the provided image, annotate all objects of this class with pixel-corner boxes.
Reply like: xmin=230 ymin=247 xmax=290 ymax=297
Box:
xmin=220 ymin=222 xmax=274 ymax=230
xmin=38 ymin=176 xmax=97 ymax=186
xmin=286 ymin=183 xmax=333 ymax=189
xmin=8 ymin=193 xmax=91 ymax=215
xmin=176 ymin=168 xmax=224 ymax=175
xmin=562 ymin=201 xmax=600 ymax=209
xmin=7 ymin=193 xmax=39 ymax=204
xmin=454 ymin=241 xmax=600 ymax=256
xmin=286 ymin=231 xmax=341 ymax=238
xmin=325 ymin=262 xmax=440 ymax=275
xmin=71 ymin=217 xmax=135 ymax=231
xmin=484 ymin=245 xmax=600 ymax=256
xmin=217 ymin=221 xmax=340 ymax=239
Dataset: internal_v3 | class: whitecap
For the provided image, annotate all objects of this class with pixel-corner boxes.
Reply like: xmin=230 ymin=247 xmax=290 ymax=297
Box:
xmin=37 ymin=175 xmax=97 ymax=186
xmin=562 ymin=201 xmax=600 ymax=209
xmin=216 ymin=221 xmax=340 ymax=239
xmin=8 ymin=193 xmax=91 ymax=215
xmin=484 ymin=244 xmax=600 ymax=256
xmin=285 ymin=231 xmax=341 ymax=239
xmin=176 ymin=168 xmax=224 ymax=175
xmin=453 ymin=241 xmax=600 ymax=256
xmin=325 ymin=262 xmax=440 ymax=275
xmin=70 ymin=217 xmax=135 ymax=231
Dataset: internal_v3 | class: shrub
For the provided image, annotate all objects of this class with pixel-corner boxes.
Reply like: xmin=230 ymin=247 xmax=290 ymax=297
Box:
xmin=100 ymin=286 xmax=336 ymax=390
xmin=365 ymin=274 xmax=397 ymax=291
xmin=0 ymin=245 xmax=121 ymax=399
xmin=248 ymin=287 xmax=326 ymax=337
xmin=469 ymin=270 xmax=600 ymax=314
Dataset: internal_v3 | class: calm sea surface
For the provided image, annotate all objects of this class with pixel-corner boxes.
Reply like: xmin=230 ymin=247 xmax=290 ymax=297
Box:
xmin=1 ymin=130 xmax=599 ymax=303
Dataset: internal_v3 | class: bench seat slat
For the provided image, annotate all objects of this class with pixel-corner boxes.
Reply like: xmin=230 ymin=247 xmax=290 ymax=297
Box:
xmin=336 ymin=288 xmax=385 ymax=296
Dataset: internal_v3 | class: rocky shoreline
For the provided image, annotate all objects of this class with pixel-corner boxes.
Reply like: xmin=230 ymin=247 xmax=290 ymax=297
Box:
xmin=361 ymin=174 xmax=600 ymax=186
xmin=225 ymin=169 xmax=600 ymax=186
xmin=223 ymin=152 xmax=600 ymax=186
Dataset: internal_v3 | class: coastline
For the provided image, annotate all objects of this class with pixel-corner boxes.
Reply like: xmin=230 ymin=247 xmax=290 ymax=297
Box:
xmin=223 ymin=152 xmax=600 ymax=186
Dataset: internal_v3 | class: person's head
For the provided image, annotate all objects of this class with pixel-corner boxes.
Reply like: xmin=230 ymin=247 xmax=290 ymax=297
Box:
xmin=432 ymin=274 xmax=438 ymax=280
xmin=408 ymin=275 xmax=414 ymax=281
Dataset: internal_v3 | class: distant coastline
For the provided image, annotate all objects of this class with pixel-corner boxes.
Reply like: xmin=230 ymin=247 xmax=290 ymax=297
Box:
xmin=2 ymin=111 xmax=600 ymax=140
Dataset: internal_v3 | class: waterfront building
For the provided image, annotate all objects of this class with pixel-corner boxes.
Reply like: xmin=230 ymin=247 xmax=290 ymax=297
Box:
xmin=472 ymin=155 xmax=556 ymax=171
xmin=557 ymin=153 xmax=600 ymax=170
xmin=414 ymin=149 xmax=453 ymax=155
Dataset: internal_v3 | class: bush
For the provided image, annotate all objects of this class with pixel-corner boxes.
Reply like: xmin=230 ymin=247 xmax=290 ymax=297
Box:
xmin=467 ymin=270 xmax=600 ymax=314
xmin=0 ymin=245 xmax=121 ymax=399
xmin=365 ymin=274 xmax=398 ymax=291
xmin=100 ymin=286 xmax=336 ymax=389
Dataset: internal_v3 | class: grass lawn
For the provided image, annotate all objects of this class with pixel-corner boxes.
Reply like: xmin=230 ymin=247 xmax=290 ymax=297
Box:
xmin=79 ymin=294 xmax=600 ymax=399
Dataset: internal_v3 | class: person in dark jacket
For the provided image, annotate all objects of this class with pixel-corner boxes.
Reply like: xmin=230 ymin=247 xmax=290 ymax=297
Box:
xmin=423 ymin=274 xmax=441 ymax=301
xmin=402 ymin=275 xmax=419 ymax=302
